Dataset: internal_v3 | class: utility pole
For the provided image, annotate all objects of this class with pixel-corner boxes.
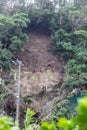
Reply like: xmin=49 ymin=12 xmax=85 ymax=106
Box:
xmin=16 ymin=61 xmax=22 ymax=123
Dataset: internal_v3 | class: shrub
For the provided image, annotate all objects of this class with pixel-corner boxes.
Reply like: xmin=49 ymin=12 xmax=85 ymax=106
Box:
xmin=1 ymin=97 xmax=87 ymax=130
xmin=0 ymin=49 xmax=12 ymax=71
xmin=52 ymin=29 xmax=87 ymax=89
xmin=0 ymin=13 xmax=30 ymax=71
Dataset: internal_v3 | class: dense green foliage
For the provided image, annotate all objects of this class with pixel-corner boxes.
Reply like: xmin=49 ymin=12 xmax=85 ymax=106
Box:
xmin=0 ymin=0 xmax=87 ymax=129
xmin=51 ymin=6 xmax=87 ymax=90
xmin=0 ymin=82 xmax=8 ymax=114
xmin=52 ymin=29 xmax=87 ymax=89
xmin=27 ymin=8 xmax=54 ymax=34
xmin=1 ymin=97 xmax=87 ymax=130
xmin=24 ymin=108 xmax=35 ymax=130
xmin=58 ymin=97 xmax=87 ymax=130
xmin=51 ymin=92 xmax=87 ymax=123
xmin=0 ymin=13 xmax=30 ymax=70
xmin=64 ymin=30 xmax=87 ymax=88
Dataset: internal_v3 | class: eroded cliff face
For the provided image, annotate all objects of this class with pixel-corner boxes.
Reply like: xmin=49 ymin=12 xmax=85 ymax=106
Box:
xmin=21 ymin=68 xmax=64 ymax=117
xmin=14 ymin=32 xmax=65 ymax=116
xmin=0 ymin=33 xmax=65 ymax=117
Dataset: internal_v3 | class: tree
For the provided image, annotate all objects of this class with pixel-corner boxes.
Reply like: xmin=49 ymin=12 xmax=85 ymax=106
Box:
xmin=0 ymin=12 xmax=29 ymax=70
xmin=0 ymin=49 xmax=12 ymax=71
xmin=74 ymin=0 xmax=87 ymax=7
xmin=34 ymin=0 xmax=54 ymax=10
xmin=58 ymin=97 xmax=87 ymax=130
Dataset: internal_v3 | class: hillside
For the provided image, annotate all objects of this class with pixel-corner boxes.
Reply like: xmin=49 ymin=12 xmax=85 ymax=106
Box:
xmin=1 ymin=0 xmax=87 ymax=129
xmin=15 ymin=32 xmax=65 ymax=115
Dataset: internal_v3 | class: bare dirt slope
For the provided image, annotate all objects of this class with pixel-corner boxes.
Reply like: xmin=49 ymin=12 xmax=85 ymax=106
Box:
xmin=17 ymin=33 xmax=64 ymax=71
xmin=16 ymin=32 xmax=65 ymax=115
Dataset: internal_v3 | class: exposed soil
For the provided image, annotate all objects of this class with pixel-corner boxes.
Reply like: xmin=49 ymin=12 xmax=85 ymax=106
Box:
xmin=16 ymin=33 xmax=64 ymax=71
xmin=15 ymin=32 xmax=65 ymax=116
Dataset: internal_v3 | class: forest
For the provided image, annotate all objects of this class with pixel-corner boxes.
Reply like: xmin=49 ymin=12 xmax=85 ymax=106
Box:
xmin=0 ymin=0 xmax=87 ymax=130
